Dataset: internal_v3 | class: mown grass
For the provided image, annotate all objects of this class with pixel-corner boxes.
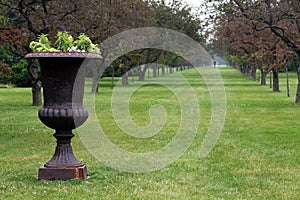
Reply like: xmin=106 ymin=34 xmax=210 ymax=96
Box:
xmin=0 ymin=67 xmax=299 ymax=199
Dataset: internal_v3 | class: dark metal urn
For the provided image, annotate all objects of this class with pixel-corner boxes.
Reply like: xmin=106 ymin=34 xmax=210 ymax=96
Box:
xmin=25 ymin=52 xmax=101 ymax=180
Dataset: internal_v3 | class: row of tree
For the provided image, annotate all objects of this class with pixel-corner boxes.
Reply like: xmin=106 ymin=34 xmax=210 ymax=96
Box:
xmin=204 ymin=0 xmax=300 ymax=102
xmin=0 ymin=0 xmax=205 ymax=105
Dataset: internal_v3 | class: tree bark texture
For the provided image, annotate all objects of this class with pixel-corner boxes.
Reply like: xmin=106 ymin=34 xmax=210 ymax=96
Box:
xmin=261 ymin=69 xmax=266 ymax=85
xmin=270 ymin=71 xmax=273 ymax=89
xmin=91 ymin=64 xmax=100 ymax=93
xmin=138 ymin=66 xmax=145 ymax=81
xmin=122 ymin=72 xmax=128 ymax=86
xmin=162 ymin=66 xmax=165 ymax=76
xmin=295 ymin=66 xmax=300 ymax=103
xmin=251 ymin=68 xmax=256 ymax=81
xmin=153 ymin=65 xmax=157 ymax=78
xmin=272 ymin=69 xmax=280 ymax=92
xmin=111 ymin=67 xmax=115 ymax=89
xmin=286 ymin=67 xmax=290 ymax=97
xmin=27 ymin=59 xmax=42 ymax=106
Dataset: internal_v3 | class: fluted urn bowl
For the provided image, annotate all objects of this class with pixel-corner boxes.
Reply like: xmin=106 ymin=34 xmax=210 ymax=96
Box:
xmin=25 ymin=52 xmax=102 ymax=180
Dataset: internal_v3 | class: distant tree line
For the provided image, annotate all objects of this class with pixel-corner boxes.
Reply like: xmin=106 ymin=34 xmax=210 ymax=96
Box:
xmin=203 ymin=0 xmax=300 ymax=102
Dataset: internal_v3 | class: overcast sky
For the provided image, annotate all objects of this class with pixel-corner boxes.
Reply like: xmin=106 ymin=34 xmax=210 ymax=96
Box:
xmin=183 ymin=0 xmax=203 ymax=7
xmin=165 ymin=0 xmax=203 ymax=8
xmin=164 ymin=0 xmax=206 ymax=15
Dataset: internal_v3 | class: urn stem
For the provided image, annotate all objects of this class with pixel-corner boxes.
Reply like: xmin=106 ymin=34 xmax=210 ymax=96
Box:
xmin=44 ymin=130 xmax=84 ymax=168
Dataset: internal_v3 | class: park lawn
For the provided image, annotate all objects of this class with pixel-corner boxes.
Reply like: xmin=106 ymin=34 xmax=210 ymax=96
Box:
xmin=0 ymin=67 xmax=299 ymax=199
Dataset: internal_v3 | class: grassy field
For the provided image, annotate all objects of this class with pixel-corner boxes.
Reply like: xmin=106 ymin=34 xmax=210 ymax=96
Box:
xmin=0 ymin=67 xmax=299 ymax=199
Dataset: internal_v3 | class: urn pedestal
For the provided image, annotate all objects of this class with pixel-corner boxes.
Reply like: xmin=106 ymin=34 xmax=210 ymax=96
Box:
xmin=25 ymin=52 xmax=101 ymax=180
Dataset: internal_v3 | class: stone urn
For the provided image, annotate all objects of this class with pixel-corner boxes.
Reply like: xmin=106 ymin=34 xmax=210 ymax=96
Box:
xmin=25 ymin=52 xmax=101 ymax=180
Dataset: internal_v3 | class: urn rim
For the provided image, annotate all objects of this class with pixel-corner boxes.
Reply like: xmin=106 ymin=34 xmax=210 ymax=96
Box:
xmin=25 ymin=52 xmax=102 ymax=59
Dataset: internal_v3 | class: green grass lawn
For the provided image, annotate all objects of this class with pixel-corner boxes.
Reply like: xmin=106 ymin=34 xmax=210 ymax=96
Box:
xmin=0 ymin=67 xmax=299 ymax=199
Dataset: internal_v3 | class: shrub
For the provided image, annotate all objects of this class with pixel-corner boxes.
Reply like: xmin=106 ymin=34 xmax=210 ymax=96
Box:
xmin=0 ymin=65 xmax=12 ymax=85
xmin=10 ymin=59 xmax=31 ymax=87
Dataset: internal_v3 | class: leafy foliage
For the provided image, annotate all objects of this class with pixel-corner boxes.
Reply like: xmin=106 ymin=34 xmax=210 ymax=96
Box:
xmin=10 ymin=60 xmax=31 ymax=87
xmin=73 ymin=33 xmax=100 ymax=53
xmin=1 ymin=0 xmax=206 ymax=96
xmin=0 ymin=15 xmax=9 ymax=24
xmin=0 ymin=28 xmax=22 ymax=45
xmin=0 ymin=66 xmax=11 ymax=84
xmin=0 ymin=46 xmax=14 ymax=85
xmin=29 ymin=34 xmax=58 ymax=52
xmin=29 ymin=31 xmax=100 ymax=53
xmin=55 ymin=31 xmax=73 ymax=52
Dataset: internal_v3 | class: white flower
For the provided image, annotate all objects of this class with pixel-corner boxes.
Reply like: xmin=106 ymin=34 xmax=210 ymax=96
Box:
xmin=68 ymin=46 xmax=79 ymax=52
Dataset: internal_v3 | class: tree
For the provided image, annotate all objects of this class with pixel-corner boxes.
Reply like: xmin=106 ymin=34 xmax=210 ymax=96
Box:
xmin=2 ymin=0 xmax=206 ymax=98
xmin=0 ymin=0 xmax=147 ymax=96
xmin=205 ymin=0 xmax=299 ymax=94
xmin=0 ymin=11 xmax=23 ymax=86
xmin=115 ymin=0 xmax=206 ymax=82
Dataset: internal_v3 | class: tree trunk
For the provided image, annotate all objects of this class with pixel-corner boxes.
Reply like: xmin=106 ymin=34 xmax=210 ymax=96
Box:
xmin=246 ymin=67 xmax=251 ymax=76
xmin=286 ymin=66 xmax=290 ymax=97
xmin=122 ymin=72 xmax=128 ymax=86
xmin=251 ymin=68 xmax=256 ymax=81
xmin=91 ymin=64 xmax=100 ymax=93
xmin=139 ymin=71 xmax=144 ymax=81
xmin=240 ymin=66 xmax=245 ymax=75
xmin=138 ymin=66 xmax=143 ymax=81
xmin=131 ymin=68 xmax=135 ymax=83
xmin=295 ymin=66 xmax=300 ymax=103
xmin=32 ymin=81 xmax=42 ymax=106
xmin=270 ymin=71 xmax=273 ymax=89
xmin=272 ymin=69 xmax=280 ymax=92
xmin=139 ymin=65 xmax=148 ymax=81
xmin=153 ymin=65 xmax=157 ymax=78
xmin=111 ymin=67 xmax=115 ymax=89
xmin=162 ymin=66 xmax=165 ymax=76
xmin=91 ymin=61 xmax=105 ymax=93
xmin=28 ymin=59 xmax=42 ymax=106
xmin=261 ymin=69 xmax=266 ymax=85
xmin=92 ymin=76 xmax=100 ymax=93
